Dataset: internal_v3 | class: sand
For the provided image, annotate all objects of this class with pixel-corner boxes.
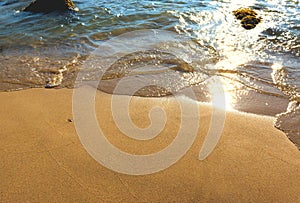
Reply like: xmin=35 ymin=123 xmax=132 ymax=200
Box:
xmin=0 ymin=88 xmax=300 ymax=202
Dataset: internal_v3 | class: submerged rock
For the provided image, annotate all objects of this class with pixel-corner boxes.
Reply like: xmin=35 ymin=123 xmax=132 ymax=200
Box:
xmin=233 ymin=8 xmax=262 ymax=30
xmin=24 ymin=0 xmax=78 ymax=13
xmin=241 ymin=15 xmax=262 ymax=30
xmin=233 ymin=8 xmax=258 ymax=20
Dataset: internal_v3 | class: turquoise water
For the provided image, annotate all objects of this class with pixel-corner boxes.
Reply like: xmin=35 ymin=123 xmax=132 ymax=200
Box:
xmin=0 ymin=0 xmax=299 ymax=147
xmin=0 ymin=0 xmax=299 ymax=89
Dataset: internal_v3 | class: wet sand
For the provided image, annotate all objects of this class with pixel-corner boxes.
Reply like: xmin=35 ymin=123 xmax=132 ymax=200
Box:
xmin=0 ymin=88 xmax=300 ymax=202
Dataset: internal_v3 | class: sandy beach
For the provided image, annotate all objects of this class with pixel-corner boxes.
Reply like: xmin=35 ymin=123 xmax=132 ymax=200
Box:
xmin=0 ymin=88 xmax=299 ymax=202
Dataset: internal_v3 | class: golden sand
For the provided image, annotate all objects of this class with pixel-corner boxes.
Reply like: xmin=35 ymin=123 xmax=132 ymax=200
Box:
xmin=0 ymin=88 xmax=299 ymax=202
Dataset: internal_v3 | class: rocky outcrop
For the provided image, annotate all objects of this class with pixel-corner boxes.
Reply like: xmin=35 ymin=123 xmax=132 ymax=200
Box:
xmin=24 ymin=0 xmax=78 ymax=13
xmin=233 ymin=8 xmax=262 ymax=30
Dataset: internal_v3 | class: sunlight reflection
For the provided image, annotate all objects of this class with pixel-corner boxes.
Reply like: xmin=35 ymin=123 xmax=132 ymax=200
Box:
xmin=271 ymin=62 xmax=284 ymax=85
xmin=212 ymin=51 xmax=251 ymax=110
xmin=229 ymin=0 xmax=257 ymax=8
xmin=205 ymin=0 xmax=258 ymax=110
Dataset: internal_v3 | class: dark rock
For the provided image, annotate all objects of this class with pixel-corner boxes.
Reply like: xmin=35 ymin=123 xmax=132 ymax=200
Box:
xmin=261 ymin=27 xmax=284 ymax=36
xmin=24 ymin=0 xmax=77 ymax=13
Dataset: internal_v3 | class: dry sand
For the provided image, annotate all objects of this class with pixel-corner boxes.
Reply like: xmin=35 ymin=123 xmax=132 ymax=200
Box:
xmin=0 ymin=88 xmax=300 ymax=202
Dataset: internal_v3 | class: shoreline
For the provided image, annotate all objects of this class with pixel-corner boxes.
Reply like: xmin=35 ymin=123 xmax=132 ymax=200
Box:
xmin=1 ymin=88 xmax=299 ymax=202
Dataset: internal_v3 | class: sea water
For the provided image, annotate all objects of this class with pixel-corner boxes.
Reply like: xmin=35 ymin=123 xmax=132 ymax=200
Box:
xmin=0 ymin=0 xmax=299 ymax=148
